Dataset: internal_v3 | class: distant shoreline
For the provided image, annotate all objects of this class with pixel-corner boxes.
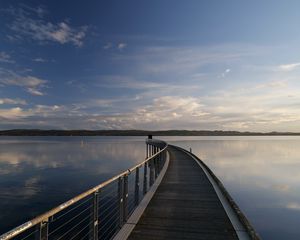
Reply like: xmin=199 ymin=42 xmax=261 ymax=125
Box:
xmin=1 ymin=129 xmax=300 ymax=136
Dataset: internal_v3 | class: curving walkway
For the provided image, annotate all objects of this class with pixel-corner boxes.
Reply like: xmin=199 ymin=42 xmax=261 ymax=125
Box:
xmin=127 ymin=145 xmax=239 ymax=240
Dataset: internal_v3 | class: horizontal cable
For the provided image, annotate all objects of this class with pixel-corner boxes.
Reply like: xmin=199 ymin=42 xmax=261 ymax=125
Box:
xmin=99 ymin=195 xmax=118 ymax=210
xmin=99 ymin=207 xmax=120 ymax=227
xmin=101 ymin=188 xmax=117 ymax=200
xmin=80 ymin=228 xmax=93 ymax=240
xmin=101 ymin=183 xmax=118 ymax=195
xmin=100 ymin=201 xmax=119 ymax=217
xmin=69 ymin=222 xmax=90 ymax=240
xmin=54 ymin=195 xmax=93 ymax=221
xmin=99 ymin=198 xmax=118 ymax=210
xmin=99 ymin=218 xmax=119 ymax=239
xmin=101 ymin=183 xmax=118 ymax=194
xmin=20 ymin=229 xmax=39 ymax=240
xmin=49 ymin=204 xmax=92 ymax=236
xmin=99 ymin=211 xmax=120 ymax=231
xmin=105 ymin=224 xmax=119 ymax=239
xmin=56 ymin=212 xmax=93 ymax=240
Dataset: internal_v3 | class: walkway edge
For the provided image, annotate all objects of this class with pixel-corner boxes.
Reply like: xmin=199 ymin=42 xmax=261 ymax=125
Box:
xmin=173 ymin=145 xmax=260 ymax=240
xmin=113 ymin=151 xmax=170 ymax=240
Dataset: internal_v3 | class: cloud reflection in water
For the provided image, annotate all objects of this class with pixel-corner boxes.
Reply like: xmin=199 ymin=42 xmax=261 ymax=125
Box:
xmin=0 ymin=136 xmax=146 ymax=234
xmin=161 ymin=136 xmax=300 ymax=240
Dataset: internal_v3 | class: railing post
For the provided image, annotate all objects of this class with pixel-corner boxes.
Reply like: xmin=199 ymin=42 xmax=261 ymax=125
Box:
xmin=152 ymin=144 xmax=154 ymax=156
xmin=160 ymin=149 xmax=164 ymax=171
xmin=158 ymin=147 xmax=161 ymax=171
xmin=161 ymin=148 xmax=163 ymax=170
xmin=123 ymin=174 xmax=129 ymax=221
xmin=135 ymin=167 xmax=140 ymax=206
xmin=154 ymin=157 xmax=157 ymax=179
xmin=155 ymin=146 xmax=159 ymax=178
xmin=143 ymin=162 xmax=148 ymax=195
xmin=118 ymin=177 xmax=124 ymax=227
xmin=157 ymin=147 xmax=161 ymax=176
xmin=162 ymin=148 xmax=165 ymax=168
xmin=162 ymin=149 xmax=164 ymax=169
xmin=150 ymin=144 xmax=153 ymax=183
xmin=158 ymin=148 xmax=162 ymax=172
xmin=149 ymin=159 xmax=154 ymax=186
xmin=92 ymin=190 xmax=99 ymax=240
xmin=35 ymin=218 xmax=48 ymax=240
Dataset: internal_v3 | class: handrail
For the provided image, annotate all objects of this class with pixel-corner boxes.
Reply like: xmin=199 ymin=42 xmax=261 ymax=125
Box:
xmin=0 ymin=139 xmax=168 ymax=240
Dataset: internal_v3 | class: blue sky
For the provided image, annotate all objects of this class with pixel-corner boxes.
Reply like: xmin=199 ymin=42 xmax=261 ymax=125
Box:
xmin=1 ymin=0 xmax=300 ymax=131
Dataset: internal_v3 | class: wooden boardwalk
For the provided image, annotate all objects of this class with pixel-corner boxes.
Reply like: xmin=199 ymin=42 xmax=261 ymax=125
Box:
xmin=127 ymin=145 xmax=239 ymax=240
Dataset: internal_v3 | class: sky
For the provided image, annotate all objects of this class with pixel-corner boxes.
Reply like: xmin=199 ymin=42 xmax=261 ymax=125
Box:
xmin=1 ymin=0 xmax=300 ymax=131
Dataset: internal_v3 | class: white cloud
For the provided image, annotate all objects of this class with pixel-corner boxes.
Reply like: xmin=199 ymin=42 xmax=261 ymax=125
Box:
xmin=0 ymin=69 xmax=47 ymax=96
xmin=0 ymin=52 xmax=14 ymax=63
xmin=19 ymin=4 xmax=47 ymax=18
xmin=278 ymin=63 xmax=300 ymax=71
xmin=273 ymin=184 xmax=290 ymax=192
xmin=221 ymin=68 xmax=231 ymax=77
xmin=0 ymin=39 xmax=299 ymax=130
xmin=27 ymin=88 xmax=44 ymax=96
xmin=48 ymin=22 xmax=87 ymax=46
xmin=8 ymin=6 xmax=88 ymax=47
xmin=0 ymin=98 xmax=27 ymax=105
xmin=112 ymin=45 xmax=250 ymax=76
xmin=33 ymin=58 xmax=47 ymax=62
xmin=95 ymin=75 xmax=201 ymax=99
xmin=118 ymin=43 xmax=127 ymax=50
xmin=0 ymin=107 xmax=27 ymax=119
xmin=138 ymin=96 xmax=208 ymax=122
xmin=286 ymin=202 xmax=300 ymax=210
xmin=34 ymin=105 xmax=62 ymax=115
xmin=81 ymin=96 xmax=209 ymax=129
xmin=96 ymin=75 xmax=163 ymax=89
xmin=255 ymin=80 xmax=288 ymax=89
xmin=9 ymin=76 xmax=46 ymax=88
xmin=202 ymin=82 xmax=300 ymax=131
xmin=1 ymin=85 xmax=300 ymax=131
xmin=0 ymin=104 xmax=64 ymax=120
xmin=0 ymin=96 xmax=207 ymax=129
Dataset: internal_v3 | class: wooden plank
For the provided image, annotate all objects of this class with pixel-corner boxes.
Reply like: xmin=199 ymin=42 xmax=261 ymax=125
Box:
xmin=128 ymin=146 xmax=239 ymax=240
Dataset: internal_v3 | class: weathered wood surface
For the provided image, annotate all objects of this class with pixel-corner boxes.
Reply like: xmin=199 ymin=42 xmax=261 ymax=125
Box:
xmin=128 ymin=145 xmax=238 ymax=240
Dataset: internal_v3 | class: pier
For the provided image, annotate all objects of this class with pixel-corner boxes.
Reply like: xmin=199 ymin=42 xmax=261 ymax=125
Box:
xmin=128 ymin=145 xmax=239 ymax=239
xmin=0 ymin=139 xmax=259 ymax=240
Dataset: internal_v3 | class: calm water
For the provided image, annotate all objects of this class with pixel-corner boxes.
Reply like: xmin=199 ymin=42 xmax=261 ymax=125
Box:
xmin=0 ymin=136 xmax=300 ymax=239
xmin=0 ymin=136 xmax=146 ymax=234
xmin=161 ymin=136 xmax=300 ymax=240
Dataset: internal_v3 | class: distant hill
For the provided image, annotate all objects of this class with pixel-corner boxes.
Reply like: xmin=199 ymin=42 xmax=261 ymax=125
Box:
xmin=0 ymin=129 xmax=300 ymax=136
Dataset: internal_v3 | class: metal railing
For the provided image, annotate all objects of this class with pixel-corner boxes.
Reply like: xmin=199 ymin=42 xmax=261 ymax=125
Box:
xmin=0 ymin=139 xmax=168 ymax=240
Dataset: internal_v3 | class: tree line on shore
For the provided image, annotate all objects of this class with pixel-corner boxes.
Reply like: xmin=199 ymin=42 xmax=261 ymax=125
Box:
xmin=0 ymin=129 xmax=299 ymax=136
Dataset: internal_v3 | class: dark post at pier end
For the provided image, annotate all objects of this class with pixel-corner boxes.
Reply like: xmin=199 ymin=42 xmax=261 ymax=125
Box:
xmin=148 ymin=134 xmax=152 ymax=139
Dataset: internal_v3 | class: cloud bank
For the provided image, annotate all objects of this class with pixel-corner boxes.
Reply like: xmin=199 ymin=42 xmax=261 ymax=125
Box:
xmin=0 ymin=69 xmax=47 ymax=96
xmin=7 ymin=5 xmax=88 ymax=46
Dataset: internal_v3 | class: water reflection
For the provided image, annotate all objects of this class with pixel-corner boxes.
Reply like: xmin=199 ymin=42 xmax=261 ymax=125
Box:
xmin=161 ymin=136 xmax=300 ymax=240
xmin=1 ymin=136 xmax=300 ymax=239
xmin=0 ymin=136 xmax=146 ymax=234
